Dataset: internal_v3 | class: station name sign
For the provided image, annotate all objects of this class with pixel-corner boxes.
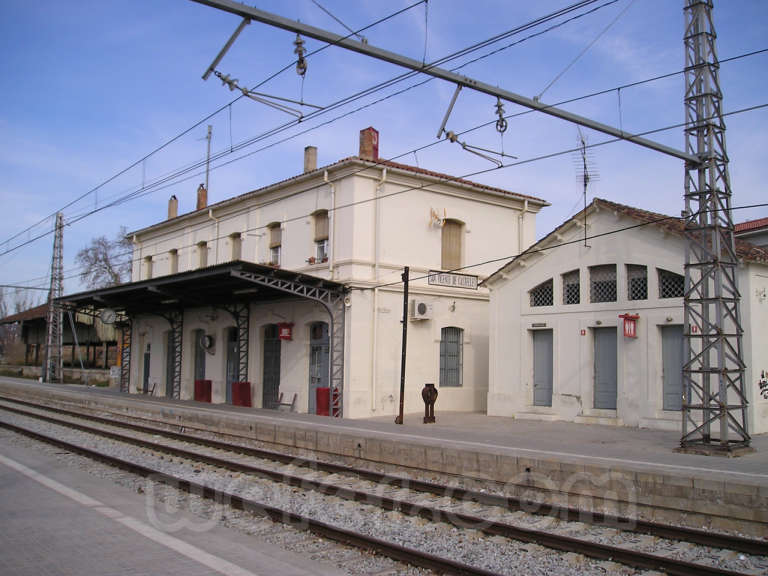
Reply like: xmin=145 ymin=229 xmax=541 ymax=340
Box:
xmin=427 ymin=270 xmax=478 ymax=290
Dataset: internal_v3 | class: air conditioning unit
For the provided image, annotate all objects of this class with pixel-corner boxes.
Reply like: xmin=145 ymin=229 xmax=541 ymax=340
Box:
xmin=410 ymin=299 xmax=433 ymax=321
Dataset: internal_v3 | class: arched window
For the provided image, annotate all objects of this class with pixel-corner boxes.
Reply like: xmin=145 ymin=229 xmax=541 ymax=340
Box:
xmin=441 ymin=219 xmax=463 ymax=270
xmin=658 ymin=268 xmax=684 ymax=298
xmin=529 ymin=279 xmax=553 ymax=307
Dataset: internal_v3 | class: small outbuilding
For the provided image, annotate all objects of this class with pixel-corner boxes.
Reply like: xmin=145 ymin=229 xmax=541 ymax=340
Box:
xmin=483 ymin=198 xmax=768 ymax=434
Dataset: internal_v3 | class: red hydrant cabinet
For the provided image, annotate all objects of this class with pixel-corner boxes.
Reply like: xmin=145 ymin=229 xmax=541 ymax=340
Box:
xmin=194 ymin=379 xmax=212 ymax=403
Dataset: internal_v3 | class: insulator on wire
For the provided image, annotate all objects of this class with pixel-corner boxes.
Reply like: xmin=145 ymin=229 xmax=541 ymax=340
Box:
xmin=495 ymin=97 xmax=507 ymax=134
xmin=294 ymin=33 xmax=307 ymax=77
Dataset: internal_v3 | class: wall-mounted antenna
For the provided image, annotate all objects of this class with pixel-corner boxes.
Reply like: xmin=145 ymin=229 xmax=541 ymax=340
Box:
xmin=573 ymin=127 xmax=599 ymax=247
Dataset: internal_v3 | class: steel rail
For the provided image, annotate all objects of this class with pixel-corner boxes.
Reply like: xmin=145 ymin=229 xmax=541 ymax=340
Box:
xmin=0 ymin=394 xmax=764 ymax=556
xmin=0 ymin=418 xmax=498 ymax=576
xmin=0 ymin=404 xmax=761 ymax=576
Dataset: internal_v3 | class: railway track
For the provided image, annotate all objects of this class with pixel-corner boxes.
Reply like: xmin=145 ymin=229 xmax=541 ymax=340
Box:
xmin=0 ymin=397 xmax=765 ymax=575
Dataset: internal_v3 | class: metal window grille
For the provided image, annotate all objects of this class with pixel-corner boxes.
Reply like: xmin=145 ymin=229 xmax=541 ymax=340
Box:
xmin=439 ymin=327 xmax=463 ymax=387
xmin=658 ymin=268 xmax=684 ymax=298
xmin=562 ymin=270 xmax=580 ymax=305
xmin=627 ymin=264 xmax=647 ymax=301
xmin=590 ymin=264 xmax=617 ymax=303
xmin=529 ymin=279 xmax=553 ymax=307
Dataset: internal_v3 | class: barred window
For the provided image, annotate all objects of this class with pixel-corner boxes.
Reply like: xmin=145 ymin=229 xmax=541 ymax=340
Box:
xmin=627 ymin=264 xmax=648 ymax=301
xmin=529 ymin=279 xmax=553 ymax=307
xmin=590 ymin=264 xmax=617 ymax=303
xmin=439 ymin=327 xmax=463 ymax=387
xmin=562 ymin=269 xmax=580 ymax=305
xmin=658 ymin=269 xmax=684 ymax=298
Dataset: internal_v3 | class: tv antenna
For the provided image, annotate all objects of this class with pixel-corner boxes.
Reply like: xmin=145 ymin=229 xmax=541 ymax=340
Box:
xmin=574 ymin=127 xmax=599 ymax=247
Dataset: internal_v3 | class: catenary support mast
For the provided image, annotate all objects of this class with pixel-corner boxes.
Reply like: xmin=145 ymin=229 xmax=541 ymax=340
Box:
xmin=681 ymin=0 xmax=749 ymax=451
xmin=43 ymin=213 xmax=64 ymax=383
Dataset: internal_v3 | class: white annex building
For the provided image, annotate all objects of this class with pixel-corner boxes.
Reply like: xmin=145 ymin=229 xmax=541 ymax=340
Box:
xmin=62 ymin=127 xmax=547 ymax=418
xmin=484 ymin=198 xmax=768 ymax=434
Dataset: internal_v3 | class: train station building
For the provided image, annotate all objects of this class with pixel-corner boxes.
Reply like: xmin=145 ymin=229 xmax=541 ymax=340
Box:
xmin=483 ymin=198 xmax=768 ymax=434
xmin=60 ymin=127 xmax=547 ymax=418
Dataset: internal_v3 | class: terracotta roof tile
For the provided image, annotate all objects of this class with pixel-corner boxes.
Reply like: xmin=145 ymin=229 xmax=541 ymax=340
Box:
xmin=0 ymin=303 xmax=48 ymax=324
xmin=483 ymin=197 xmax=768 ymax=286
xmin=735 ymin=216 xmax=768 ymax=233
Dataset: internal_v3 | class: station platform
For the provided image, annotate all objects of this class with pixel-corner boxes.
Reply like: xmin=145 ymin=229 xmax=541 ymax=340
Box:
xmin=0 ymin=428 xmax=346 ymax=576
xmin=1 ymin=378 xmax=766 ymax=537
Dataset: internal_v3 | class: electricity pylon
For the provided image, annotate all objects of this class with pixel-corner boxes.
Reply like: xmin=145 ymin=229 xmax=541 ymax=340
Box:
xmin=681 ymin=0 xmax=749 ymax=452
xmin=43 ymin=213 xmax=64 ymax=383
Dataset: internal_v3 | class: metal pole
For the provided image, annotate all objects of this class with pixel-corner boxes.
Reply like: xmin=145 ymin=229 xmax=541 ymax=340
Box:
xmin=190 ymin=0 xmax=698 ymax=164
xmin=395 ymin=266 xmax=409 ymax=425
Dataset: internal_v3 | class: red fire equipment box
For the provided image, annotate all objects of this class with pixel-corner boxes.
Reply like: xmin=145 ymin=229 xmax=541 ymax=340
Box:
xmin=194 ymin=379 xmax=212 ymax=403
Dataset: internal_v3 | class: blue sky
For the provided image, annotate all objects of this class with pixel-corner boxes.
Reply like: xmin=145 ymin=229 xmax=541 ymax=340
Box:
xmin=1 ymin=0 xmax=766 ymax=303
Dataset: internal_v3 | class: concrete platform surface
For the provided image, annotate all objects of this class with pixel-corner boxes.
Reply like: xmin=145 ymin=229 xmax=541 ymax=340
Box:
xmin=2 ymin=378 xmax=767 ymax=483
xmin=0 ymin=427 xmax=346 ymax=576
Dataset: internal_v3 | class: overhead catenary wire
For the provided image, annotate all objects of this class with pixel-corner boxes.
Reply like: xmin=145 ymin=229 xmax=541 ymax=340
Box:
xmin=2 ymin=0 xmax=625 ymax=260
xmin=1 ymin=0 xmax=619 ymax=255
xmin=3 ymin=12 xmax=767 ymax=287
xmin=9 ymin=99 xmax=764 ymax=296
xmin=0 ymin=0 xmax=428 ymax=252
xmin=362 ymin=201 xmax=768 ymax=292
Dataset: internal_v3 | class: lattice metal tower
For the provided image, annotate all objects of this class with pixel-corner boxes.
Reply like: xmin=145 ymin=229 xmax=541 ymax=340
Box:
xmin=681 ymin=0 xmax=749 ymax=451
xmin=43 ymin=212 xmax=64 ymax=383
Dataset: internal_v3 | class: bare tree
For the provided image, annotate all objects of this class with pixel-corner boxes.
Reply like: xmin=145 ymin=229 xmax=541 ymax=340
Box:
xmin=75 ymin=227 xmax=132 ymax=289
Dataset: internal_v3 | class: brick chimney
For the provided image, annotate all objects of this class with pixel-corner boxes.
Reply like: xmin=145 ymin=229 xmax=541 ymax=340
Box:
xmin=196 ymin=183 xmax=207 ymax=211
xmin=359 ymin=127 xmax=379 ymax=161
xmin=304 ymin=145 xmax=317 ymax=173
xmin=167 ymin=195 xmax=178 ymax=220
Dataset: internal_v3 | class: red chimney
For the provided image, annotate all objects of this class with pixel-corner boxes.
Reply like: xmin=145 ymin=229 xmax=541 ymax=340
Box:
xmin=359 ymin=127 xmax=379 ymax=161
xmin=196 ymin=183 xmax=207 ymax=211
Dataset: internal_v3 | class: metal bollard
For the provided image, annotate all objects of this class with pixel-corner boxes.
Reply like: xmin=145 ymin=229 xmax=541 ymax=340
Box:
xmin=421 ymin=383 xmax=438 ymax=423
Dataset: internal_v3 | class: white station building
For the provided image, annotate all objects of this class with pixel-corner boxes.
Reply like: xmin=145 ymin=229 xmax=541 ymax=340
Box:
xmin=483 ymin=198 xmax=768 ymax=434
xmin=62 ymin=128 xmax=547 ymax=418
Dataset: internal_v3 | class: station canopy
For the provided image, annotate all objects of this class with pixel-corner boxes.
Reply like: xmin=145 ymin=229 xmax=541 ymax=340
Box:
xmin=58 ymin=261 xmax=346 ymax=316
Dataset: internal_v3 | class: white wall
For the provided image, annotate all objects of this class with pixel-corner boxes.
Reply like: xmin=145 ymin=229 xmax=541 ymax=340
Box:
xmin=127 ymin=159 xmax=544 ymax=418
xmin=487 ymin=208 xmax=768 ymax=434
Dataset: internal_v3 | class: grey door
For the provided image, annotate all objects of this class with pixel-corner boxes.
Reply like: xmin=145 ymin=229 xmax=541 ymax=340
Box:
xmin=309 ymin=322 xmax=329 ymax=414
xmin=262 ymin=324 xmax=281 ymax=408
xmin=533 ymin=330 xmax=553 ymax=406
xmin=165 ymin=332 xmax=175 ymax=398
xmin=593 ymin=327 xmax=617 ymax=409
xmin=142 ymin=344 xmax=151 ymax=393
xmin=662 ymin=325 xmax=684 ymax=411
xmin=225 ymin=327 xmax=238 ymax=404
